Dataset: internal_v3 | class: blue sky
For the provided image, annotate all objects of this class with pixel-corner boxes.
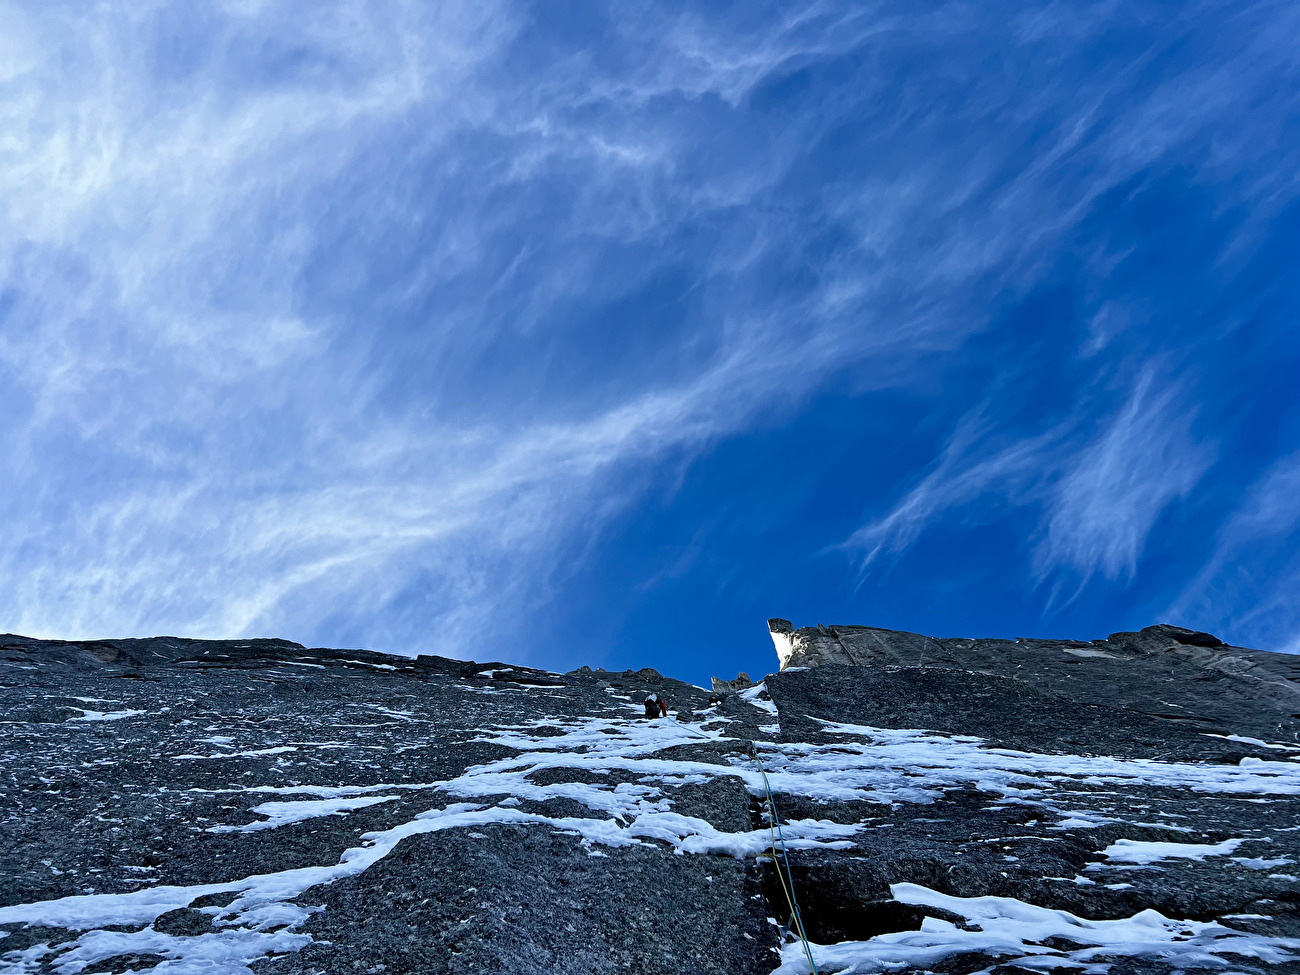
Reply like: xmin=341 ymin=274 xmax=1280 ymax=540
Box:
xmin=2 ymin=1 xmax=1299 ymax=684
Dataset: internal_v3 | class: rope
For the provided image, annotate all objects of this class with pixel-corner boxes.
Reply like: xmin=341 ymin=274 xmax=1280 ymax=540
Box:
xmin=750 ymin=742 xmax=819 ymax=975
xmin=651 ymin=711 xmax=818 ymax=970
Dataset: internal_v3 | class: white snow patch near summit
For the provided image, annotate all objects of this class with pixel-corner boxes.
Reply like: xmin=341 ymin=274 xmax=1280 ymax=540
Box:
xmin=738 ymin=683 xmax=778 ymax=715
xmin=173 ymin=746 xmax=298 ymax=760
xmin=798 ymin=719 xmax=1300 ymax=803
xmin=770 ymin=882 xmax=1300 ymax=974
xmin=1204 ymin=733 xmax=1300 ymax=752
xmin=1099 ymin=838 xmax=1247 ymax=865
xmin=68 ymin=708 xmax=145 ymax=722
xmin=245 ymin=783 xmax=434 ymax=798
xmin=208 ymin=795 xmax=401 ymax=833
xmin=1233 ymin=856 xmax=1296 ymax=869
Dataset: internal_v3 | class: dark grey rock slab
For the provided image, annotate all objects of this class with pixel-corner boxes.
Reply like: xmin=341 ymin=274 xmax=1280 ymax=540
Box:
xmin=5 ymin=624 xmax=1300 ymax=975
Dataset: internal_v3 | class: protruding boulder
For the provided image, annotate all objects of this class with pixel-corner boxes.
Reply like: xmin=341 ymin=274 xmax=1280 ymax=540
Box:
xmin=710 ymin=672 xmax=753 ymax=693
xmin=1104 ymin=624 xmax=1227 ymax=656
xmin=769 ymin=620 xmax=941 ymax=669
xmin=768 ymin=619 xmax=855 ymax=668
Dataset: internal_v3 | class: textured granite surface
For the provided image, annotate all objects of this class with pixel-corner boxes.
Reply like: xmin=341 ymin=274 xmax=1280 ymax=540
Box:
xmin=3 ymin=626 xmax=1298 ymax=974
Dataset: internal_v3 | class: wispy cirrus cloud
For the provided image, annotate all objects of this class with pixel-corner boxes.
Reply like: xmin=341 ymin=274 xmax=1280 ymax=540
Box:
xmin=846 ymin=369 xmax=1214 ymax=595
xmin=1034 ymin=372 xmax=1214 ymax=585
xmin=1170 ymin=448 xmax=1300 ymax=652
xmin=843 ymin=415 xmax=1060 ymax=570
xmin=0 ymin=0 xmax=1296 ymax=666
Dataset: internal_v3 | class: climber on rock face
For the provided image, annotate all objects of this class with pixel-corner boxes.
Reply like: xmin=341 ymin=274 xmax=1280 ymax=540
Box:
xmin=643 ymin=693 xmax=667 ymax=719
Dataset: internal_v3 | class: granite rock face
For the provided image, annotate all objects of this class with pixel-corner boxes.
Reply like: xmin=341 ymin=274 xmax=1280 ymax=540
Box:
xmin=767 ymin=619 xmax=1300 ymax=744
xmin=2 ymin=626 xmax=1300 ymax=975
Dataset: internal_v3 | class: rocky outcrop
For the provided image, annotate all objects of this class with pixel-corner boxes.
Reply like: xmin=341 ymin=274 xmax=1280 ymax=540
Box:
xmin=767 ymin=619 xmax=1247 ymax=670
xmin=3 ymin=625 xmax=1300 ymax=975
xmin=769 ymin=619 xmax=1300 ymax=743
xmin=710 ymin=671 xmax=755 ymax=693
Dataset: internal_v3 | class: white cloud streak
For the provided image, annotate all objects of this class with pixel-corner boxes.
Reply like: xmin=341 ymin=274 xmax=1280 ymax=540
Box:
xmin=846 ymin=370 xmax=1214 ymax=589
xmin=1034 ymin=371 xmax=1214 ymax=584
xmin=843 ymin=416 xmax=1060 ymax=569
xmin=1170 ymin=449 xmax=1300 ymax=652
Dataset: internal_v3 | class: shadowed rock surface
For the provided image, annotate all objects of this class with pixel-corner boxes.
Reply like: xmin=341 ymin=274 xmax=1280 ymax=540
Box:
xmin=768 ymin=619 xmax=1300 ymax=742
xmin=2 ymin=625 xmax=1299 ymax=974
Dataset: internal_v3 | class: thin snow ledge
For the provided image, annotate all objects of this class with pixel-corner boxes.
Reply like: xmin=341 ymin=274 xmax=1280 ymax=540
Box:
xmin=769 ymin=883 xmax=1300 ymax=974
xmin=1098 ymin=837 xmax=1247 ymax=865
xmin=207 ymin=795 xmax=401 ymax=833
xmin=68 ymin=708 xmax=145 ymax=722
